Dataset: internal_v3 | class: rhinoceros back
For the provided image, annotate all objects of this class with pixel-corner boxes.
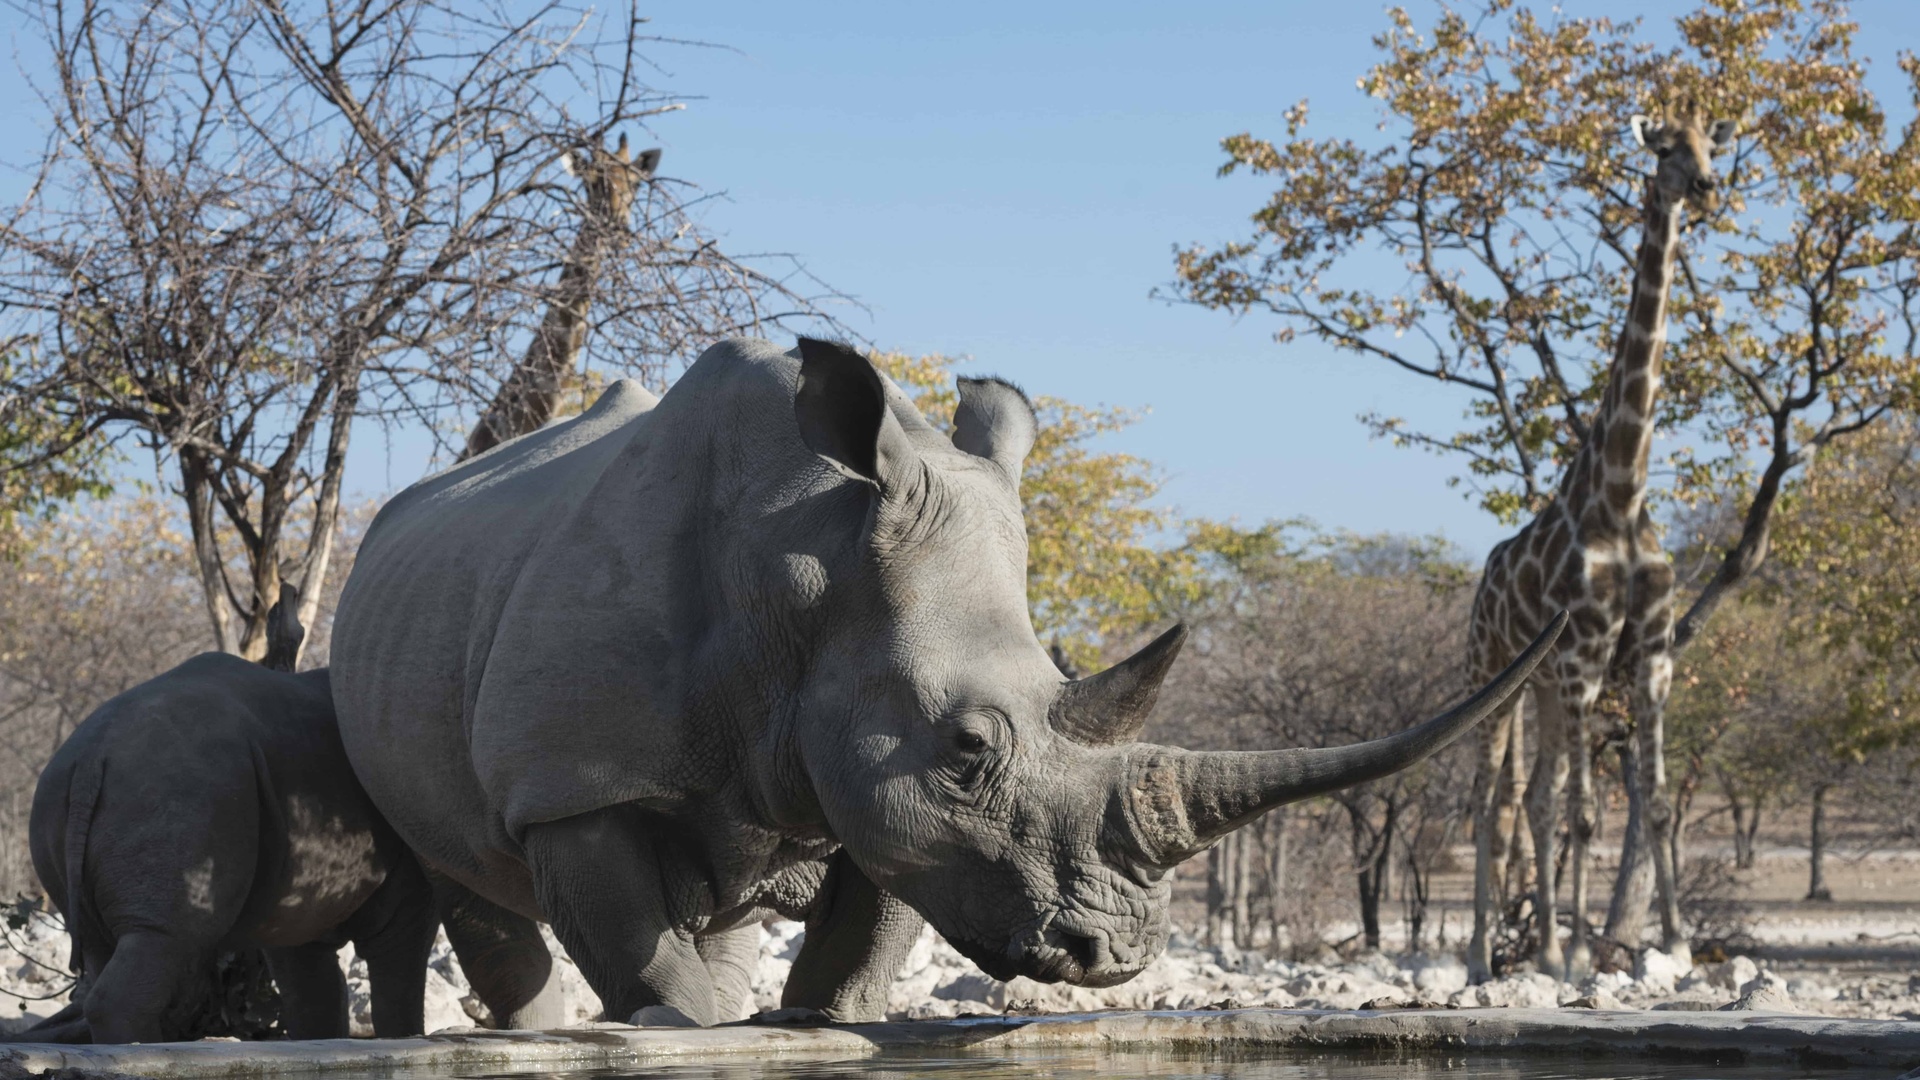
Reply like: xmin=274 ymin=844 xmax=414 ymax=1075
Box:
xmin=331 ymin=377 xmax=664 ymax=904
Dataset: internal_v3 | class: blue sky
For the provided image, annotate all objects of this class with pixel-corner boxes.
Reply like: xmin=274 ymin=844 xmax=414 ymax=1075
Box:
xmin=9 ymin=2 xmax=1920 ymax=560
xmin=548 ymin=0 xmax=1920 ymax=560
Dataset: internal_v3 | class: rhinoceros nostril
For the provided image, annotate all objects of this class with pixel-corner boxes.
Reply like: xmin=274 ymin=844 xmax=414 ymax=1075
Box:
xmin=1054 ymin=929 xmax=1100 ymax=974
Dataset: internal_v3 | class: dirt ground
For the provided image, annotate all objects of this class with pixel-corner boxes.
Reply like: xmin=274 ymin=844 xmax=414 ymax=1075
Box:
xmin=1171 ymin=792 xmax=1920 ymax=981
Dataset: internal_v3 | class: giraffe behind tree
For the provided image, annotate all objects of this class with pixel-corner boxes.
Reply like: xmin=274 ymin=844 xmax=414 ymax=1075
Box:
xmin=462 ymin=133 xmax=661 ymax=462
xmin=1464 ymin=104 xmax=1736 ymax=982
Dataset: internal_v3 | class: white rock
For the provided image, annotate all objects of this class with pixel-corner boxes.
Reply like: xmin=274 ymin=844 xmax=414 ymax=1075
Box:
xmin=1447 ymin=972 xmax=1559 ymax=1009
xmin=1786 ymin=977 xmax=1839 ymax=1003
xmin=1404 ymin=956 xmax=1468 ymax=996
xmin=1703 ymin=955 xmax=1759 ymax=991
xmin=1562 ymin=985 xmax=1624 ymax=1010
xmin=1634 ymin=947 xmax=1685 ymax=995
xmin=1585 ymin=970 xmax=1633 ymax=994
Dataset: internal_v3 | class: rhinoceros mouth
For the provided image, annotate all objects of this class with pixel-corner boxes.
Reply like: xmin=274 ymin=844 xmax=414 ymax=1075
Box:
xmin=946 ymin=926 xmax=1145 ymax=987
xmin=944 ymin=933 xmax=1023 ymax=981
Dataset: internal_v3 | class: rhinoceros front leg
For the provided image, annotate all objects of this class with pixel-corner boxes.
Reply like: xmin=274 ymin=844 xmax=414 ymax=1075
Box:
xmin=523 ymin=806 xmax=715 ymax=1027
xmin=431 ymin=873 xmax=565 ymax=1030
xmin=778 ymin=851 xmax=923 ymax=1023
xmin=695 ymin=924 xmax=761 ymax=1023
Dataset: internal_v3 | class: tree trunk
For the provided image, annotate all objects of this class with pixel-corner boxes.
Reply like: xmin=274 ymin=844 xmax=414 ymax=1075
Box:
xmin=179 ymin=451 xmax=237 ymax=655
xmin=1231 ymin=827 xmax=1253 ymax=950
xmin=1726 ymin=783 xmax=1752 ymax=870
xmin=1265 ymin=809 xmax=1289 ymax=958
xmin=1738 ymin=793 xmax=1763 ymax=871
xmin=1206 ymin=841 xmax=1228 ymax=948
xmin=1352 ymin=801 xmax=1397 ymax=952
xmin=1405 ymin=823 xmax=1440 ymax=954
xmin=1806 ymin=784 xmax=1832 ymax=902
xmin=291 ymin=369 xmax=363 ymax=663
xmin=234 ymin=478 xmax=290 ymax=663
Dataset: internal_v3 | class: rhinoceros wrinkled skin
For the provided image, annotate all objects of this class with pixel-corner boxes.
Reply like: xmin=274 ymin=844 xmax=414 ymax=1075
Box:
xmin=14 ymin=655 xmax=435 ymax=1044
xmin=331 ymin=336 xmax=1564 ymax=1027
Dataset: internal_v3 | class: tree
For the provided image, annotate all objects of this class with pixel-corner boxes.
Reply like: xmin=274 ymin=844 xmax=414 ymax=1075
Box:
xmin=0 ymin=0 xmax=832 ymax=663
xmin=1160 ymin=523 xmax=1477 ymax=951
xmin=1170 ymin=0 xmax=1920 ymax=943
xmin=0 ymin=345 xmax=111 ymax=556
xmin=1769 ymin=418 xmax=1920 ymax=733
xmin=0 ymin=497 xmax=209 ymax=894
xmin=870 ymin=351 xmax=1182 ymax=668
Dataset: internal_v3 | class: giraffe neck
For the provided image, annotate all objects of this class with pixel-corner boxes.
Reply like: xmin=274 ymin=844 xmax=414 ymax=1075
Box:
xmin=1563 ymin=180 xmax=1684 ymax=534
xmin=523 ymin=213 xmax=619 ymax=378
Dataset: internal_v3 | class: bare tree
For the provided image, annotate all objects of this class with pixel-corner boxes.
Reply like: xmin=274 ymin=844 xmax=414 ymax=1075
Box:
xmin=1159 ymin=526 xmax=1478 ymax=953
xmin=0 ymin=0 xmax=836 ymax=663
xmin=0 ymin=499 xmax=210 ymax=895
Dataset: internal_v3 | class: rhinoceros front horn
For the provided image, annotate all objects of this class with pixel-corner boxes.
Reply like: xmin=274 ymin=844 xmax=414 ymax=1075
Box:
xmin=1121 ymin=610 xmax=1568 ymax=868
xmin=1050 ymin=623 xmax=1188 ymax=746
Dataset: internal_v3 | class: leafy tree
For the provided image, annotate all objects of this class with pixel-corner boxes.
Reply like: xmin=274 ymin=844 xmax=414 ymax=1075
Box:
xmin=870 ymin=351 xmax=1182 ymax=668
xmin=1156 ymin=522 xmax=1477 ymax=951
xmin=1170 ymin=0 xmax=1920 ymax=645
xmin=1169 ymin=0 xmax=1920 ymax=949
xmin=1769 ymin=418 xmax=1920 ymax=735
xmin=0 ymin=344 xmax=109 ymax=556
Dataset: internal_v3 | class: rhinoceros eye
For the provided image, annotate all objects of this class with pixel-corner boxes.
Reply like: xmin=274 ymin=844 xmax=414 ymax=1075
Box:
xmin=955 ymin=728 xmax=988 ymax=753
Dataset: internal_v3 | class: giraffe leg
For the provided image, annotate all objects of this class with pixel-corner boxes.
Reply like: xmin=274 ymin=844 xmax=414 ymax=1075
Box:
xmin=1635 ymin=635 xmax=1684 ymax=958
xmin=1526 ymin=684 xmax=1571 ymax=979
xmin=1561 ymin=689 xmax=1597 ymax=979
xmin=1503 ymin=709 xmax=1535 ymax=922
xmin=1468 ymin=692 xmax=1524 ymax=984
xmin=1496 ymin=704 xmax=1529 ymax=908
xmin=1626 ymin=553 xmax=1685 ymax=961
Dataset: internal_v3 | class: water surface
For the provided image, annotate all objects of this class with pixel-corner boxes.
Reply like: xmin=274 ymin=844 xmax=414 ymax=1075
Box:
xmin=448 ymin=1048 xmax=1858 ymax=1080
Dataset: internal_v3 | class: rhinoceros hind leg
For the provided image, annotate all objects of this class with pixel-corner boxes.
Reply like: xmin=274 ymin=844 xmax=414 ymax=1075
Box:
xmin=432 ymin=874 xmax=563 ymax=1030
xmin=0 ymin=999 xmax=89 ymax=1043
xmin=83 ymin=931 xmax=209 ymax=1044
xmin=779 ymin=850 xmax=922 ymax=1023
xmin=265 ymin=941 xmax=349 ymax=1040
xmin=524 ymin=807 xmax=715 ymax=1027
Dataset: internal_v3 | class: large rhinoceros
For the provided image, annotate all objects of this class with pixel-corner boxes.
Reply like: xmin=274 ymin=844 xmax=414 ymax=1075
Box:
xmin=331 ymin=337 xmax=1562 ymax=1026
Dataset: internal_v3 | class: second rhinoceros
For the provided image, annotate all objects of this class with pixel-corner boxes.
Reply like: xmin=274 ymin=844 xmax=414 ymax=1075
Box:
xmin=331 ymin=337 xmax=1562 ymax=1026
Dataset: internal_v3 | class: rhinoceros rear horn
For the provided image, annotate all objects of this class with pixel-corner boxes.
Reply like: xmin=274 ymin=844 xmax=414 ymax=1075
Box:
xmin=794 ymin=338 xmax=916 ymax=490
xmin=952 ymin=377 xmax=1037 ymax=480
xmin=1051 ymin=623 xmax=1187 ymax=745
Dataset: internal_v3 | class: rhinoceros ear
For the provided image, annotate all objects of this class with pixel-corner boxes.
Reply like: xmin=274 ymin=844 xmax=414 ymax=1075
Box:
xmin=794 ymin=337 xmax=917 ymax=490
xmin=952 ymin=377 xmax=1036 ymax=482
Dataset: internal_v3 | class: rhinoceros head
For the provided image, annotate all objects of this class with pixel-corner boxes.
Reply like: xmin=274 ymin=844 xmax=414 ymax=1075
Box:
xmin=785 ymin=338 xmax=1563 ymax=987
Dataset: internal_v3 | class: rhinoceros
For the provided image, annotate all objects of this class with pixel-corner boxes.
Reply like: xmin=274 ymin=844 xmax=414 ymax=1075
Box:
xmin=15 ymin=653 xmax=435 ymax=1044
xmin=330 ymin=337 xmax=1562 ymax=1026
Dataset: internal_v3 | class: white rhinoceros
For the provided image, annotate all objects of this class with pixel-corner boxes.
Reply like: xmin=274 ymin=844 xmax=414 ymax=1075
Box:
xmin=331 ymin=337 xmax=1562 ymax=1026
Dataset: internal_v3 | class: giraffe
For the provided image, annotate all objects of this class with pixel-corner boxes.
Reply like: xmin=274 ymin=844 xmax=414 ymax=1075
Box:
xmin=1464 ymin=106 xmax=1736 ymax=982
xmin=461 ymin=133 xmax=661 ymax=461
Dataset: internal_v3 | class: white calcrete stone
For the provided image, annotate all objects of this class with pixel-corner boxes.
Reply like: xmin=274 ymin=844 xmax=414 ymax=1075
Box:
xmin=1447 ymin=972 xmax=1559 ymax=1010
xmin=1403 ymin=955 xmax=1469 ymax=996
xmin=1634 ymin=947 xmax=1686 ymax=995
xmin=1703 ymin=955 xmax=1760 ymax=992
xmin=1787 ymin=977 xmax=1840 ymax=1003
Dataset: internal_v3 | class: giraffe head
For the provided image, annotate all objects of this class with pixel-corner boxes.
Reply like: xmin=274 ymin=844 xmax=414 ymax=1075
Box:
xmin=1629 ymin=108 xmax=1736 ymax=213
xmin=561 ymin=132 xmax=662 ymax=226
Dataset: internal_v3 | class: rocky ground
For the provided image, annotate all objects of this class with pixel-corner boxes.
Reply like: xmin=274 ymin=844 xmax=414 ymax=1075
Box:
xmin=2 ymin=840 xmax=1914 ymax=1036
xmin=1 ymin=910 xmax=1914 ymax=1037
